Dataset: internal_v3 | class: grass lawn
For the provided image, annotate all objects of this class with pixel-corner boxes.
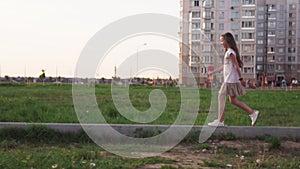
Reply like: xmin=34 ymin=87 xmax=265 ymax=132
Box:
xmin=1 ymin=83 xmax=300 ymax=169
xmin=0 ymin=83 xmax=300 ymax=126
xmin=0 ymin=126 xmax=299 ymax=169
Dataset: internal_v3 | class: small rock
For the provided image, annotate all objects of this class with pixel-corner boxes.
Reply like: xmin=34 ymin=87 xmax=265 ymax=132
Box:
xmin=256 ymin=159 xmax=261 ymax=164
xmin=243 ymin=150 xmax=251 ymax=154
xmin=226 ymin=164 xmax=233 ymax=168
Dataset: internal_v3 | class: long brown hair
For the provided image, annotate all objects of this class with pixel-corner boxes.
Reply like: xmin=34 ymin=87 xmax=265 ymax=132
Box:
xmin=222 ymin=32 xmax=243 ymax=68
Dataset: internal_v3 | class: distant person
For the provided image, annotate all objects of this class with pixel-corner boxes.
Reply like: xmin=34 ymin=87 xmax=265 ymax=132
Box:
xmin=207 ymin=32 xmax=260 ymax=127
xmin=281 ymin=79 xmax=287 ymax=89
xmin=291 ymin=79 xmax=298 ymax=89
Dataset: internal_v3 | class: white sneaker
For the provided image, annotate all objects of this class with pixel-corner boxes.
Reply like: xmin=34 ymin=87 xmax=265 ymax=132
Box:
xmin=250 ymin=110 xmax=260 ymax=126
xmin=208 ymin=119 xmax=225 ymax=127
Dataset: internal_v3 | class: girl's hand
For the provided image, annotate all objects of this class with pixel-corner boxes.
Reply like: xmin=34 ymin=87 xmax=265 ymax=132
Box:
xmin=240 ymin=80 xmax=246 ymax=87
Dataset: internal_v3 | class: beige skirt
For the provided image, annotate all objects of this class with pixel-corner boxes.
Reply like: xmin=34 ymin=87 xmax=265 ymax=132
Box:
xmin=219 ymin=83 xmax=246 ymax=97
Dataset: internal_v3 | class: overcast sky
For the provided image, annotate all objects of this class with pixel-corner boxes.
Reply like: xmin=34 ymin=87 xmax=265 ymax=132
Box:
xmin=0 ymin=0 xmax=180 ymax=78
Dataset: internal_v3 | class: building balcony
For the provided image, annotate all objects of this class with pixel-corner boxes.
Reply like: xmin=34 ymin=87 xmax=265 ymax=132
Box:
xmin=241 ymin=39 xmax=255 ymax=42
xmin=242 ymin=4 xmax=255 ymax=7
xmin=241 ymin=27 xmax=255 ymax=30
xmin=242 ymin=16 xmax=255 ymax=19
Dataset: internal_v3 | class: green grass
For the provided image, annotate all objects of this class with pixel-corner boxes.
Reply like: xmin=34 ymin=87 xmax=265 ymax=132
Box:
xmin=208 ymin=140 xmax=300 ymax=169
xmin=0 ymin=141 xmax=175 ymax=169
xmin=0 ymin=126 xmax=299 ymax=169
xmin=0 ymin=83 xmax=300 ymax=126
xmin=0 ymin=126 xmax=176 ymax=169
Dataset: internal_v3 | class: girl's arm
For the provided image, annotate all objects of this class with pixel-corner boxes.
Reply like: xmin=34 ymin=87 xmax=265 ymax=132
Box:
xmin=230 ymin=53 xmax=242 ymax=78
xmin=208 ymin=65 xmax=223 ymax=75
xmin=230 ymin=54 xmax=246 ymax=86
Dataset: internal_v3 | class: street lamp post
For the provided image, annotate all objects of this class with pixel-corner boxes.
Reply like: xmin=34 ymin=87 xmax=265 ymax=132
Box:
xmin=136 ymin=43 xmax=147 ymax=73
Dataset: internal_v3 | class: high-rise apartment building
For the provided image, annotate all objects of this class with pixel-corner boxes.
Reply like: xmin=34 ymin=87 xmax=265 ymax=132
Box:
xmin=179 ymin=0 xmax=300 ymax=86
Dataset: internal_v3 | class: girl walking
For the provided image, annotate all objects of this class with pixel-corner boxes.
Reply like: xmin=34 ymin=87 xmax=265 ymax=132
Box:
xmin=208 ymin=32 xmax=259 ymax=126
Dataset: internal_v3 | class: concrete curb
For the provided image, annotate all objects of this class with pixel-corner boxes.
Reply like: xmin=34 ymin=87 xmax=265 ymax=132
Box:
xmin=1 ymin=122 xmax=300 ymax=140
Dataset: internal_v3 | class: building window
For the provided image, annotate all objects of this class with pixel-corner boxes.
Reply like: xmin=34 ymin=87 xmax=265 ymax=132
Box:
xmin=244 ymin=67 xmax=253 ymax=73
xmin=219 ymin=12 xmax=225 ymax=19
xmin=258 ymin=14 xmax=264 ymax=19
xmin=202 ymin=34 xmax=213 ymax=41
xmin=268 ymin=31 xmax=275 ymax=36
xmin=192 ymin=12 xmax=201 ymax=18
xmin=288 ymin=30 xmax=296 ymax=36
xmin=242 ymin=55 xmax=254 ymax=63
xmin=219 ymin=1 xmax=225 ymax=8
xmin=257 ymin=65 xmax=263 ymax=70
xmin=242 ymin=0 xmax=255 ymax=5
xmin=257 ymin=40 xmax=264 ymax=44
xmin=191 ymin=56 xmax=200 ymax=62
xmin=278 ymin=57 xmax=284 ymax=62
xmin=268 ymin=38 xmax=275 ymax=45
xmin=202 ymin=56 xmax=212 ymax=63
xmin=232 ymin=12 xmax=239 ymax=19
xmin=288 ymin=56 xmax=296 ymax=62
xmin=192 ymin=34 xmax=201 ymax=40
xmin=242 ymin=21 xmax=255 ymax=28
xmin=203 ymin=11 xmax=211 ymax=18
xmin=257 ymin=48 xmax=263 ymax=53
xmin=219 ymin=23 xmax=224 ymax=30
xmin=234 ymin=34 xmax=238 ymax=41
xmin=242 ymin=33 xmax=255 ymax=39
xmin=192 ymin=42 xmax=201 ymax=51
xmin=242 ymin=44 xmax=254 ymax=52
xmin=243 ymin=10 xmax=255 ymax=17
xmin=257 ymin=56 xmax=263 ymax=62
xmin=191 ymin=66 xmax=199 ymax=73
xmin=278 ymin=48 xmax=284 ymax=53
xmin=287 ymin=65 xmax=294 ymax=71
xmin=258 ymin=6 xmax=264 ymax=11
xmin=201 ymin=67 xmax=207 ymax=74
xmin=257 ymin=23 xmax=264 ymax=28
xmin=290 ymin=22 xmax=296 ymax=27
xmin=257 ymin=32 xmax=264 ymax=37
xmin=268 ymin=21 xmax=276 ymax=28
xmin=268 ymin=64 xmax=275 ymax=71
xmin=277 ymin=30 xmax=284 ymax=36
xmin=279 ymin=5 xmax=285 ymax=10
xmin=289 ymin=4 xmax=296 ymax=10
xmin=203 ymin=22 xmax=212 ymax=29
xmin=288 ymin=39 xmax=296 ymax=45
xmin=194 ymin=1 xmax=199 ymax=7
xmin=231 ymin=23 xmax=239 ymax=30
xmin=192 ymin=22 xmax=200 ymax=29
xmin=204 ymin=0 xmax=212 ymax=7
xmin=268 ymin=47 xmax=275 ymax=53
xmin=232 ymin=0 xmax=239 ymax=7
xmin=203 ymin=45 xmax=212 ymax=52
xmin=288 ymin=48 xmax=296 ymax=53
xmin=268 ymin=4 xmax=276 ymax=11
xmin=278 ymin=14 xmax=284 ymax=19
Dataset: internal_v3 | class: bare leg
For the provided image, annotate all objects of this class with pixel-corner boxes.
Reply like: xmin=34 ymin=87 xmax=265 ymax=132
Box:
xmin=229 ymin=96 xmax=254 ymax=115
xmin=218 ymin=93 xmax=226 ymax=122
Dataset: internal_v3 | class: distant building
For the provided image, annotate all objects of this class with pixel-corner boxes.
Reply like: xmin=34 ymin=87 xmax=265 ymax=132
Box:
xmin=179 ymin=0 xmax=300 ymax=86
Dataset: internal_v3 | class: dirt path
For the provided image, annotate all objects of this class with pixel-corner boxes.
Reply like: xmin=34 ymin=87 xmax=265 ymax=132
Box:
xmin=137 ymin=140 xmax=300 ymax=169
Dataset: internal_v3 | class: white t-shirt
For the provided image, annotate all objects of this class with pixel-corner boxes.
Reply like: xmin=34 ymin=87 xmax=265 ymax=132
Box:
xmin=223 ymin=48 xmax=240 ymax=83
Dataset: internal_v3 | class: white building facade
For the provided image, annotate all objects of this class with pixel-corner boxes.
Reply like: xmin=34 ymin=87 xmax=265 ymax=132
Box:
xmin=179 ymin=0 xmax=300 ymax=86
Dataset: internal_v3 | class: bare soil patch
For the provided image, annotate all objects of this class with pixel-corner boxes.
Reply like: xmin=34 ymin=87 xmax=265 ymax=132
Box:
xmin=137 ymin=139 xmax=300 ymax=169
